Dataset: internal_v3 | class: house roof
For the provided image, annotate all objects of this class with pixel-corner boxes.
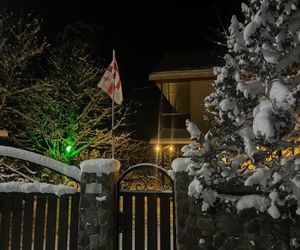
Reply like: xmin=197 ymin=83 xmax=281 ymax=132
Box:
xmin=152 ymin=50 xmax=223 ymax=72
xmin=149 ymin=50 xmax=223 ymax=82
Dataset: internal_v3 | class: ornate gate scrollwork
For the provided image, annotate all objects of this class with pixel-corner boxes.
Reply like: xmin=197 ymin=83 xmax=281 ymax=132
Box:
xmin=118 ymin=163 xmax=173 ymax=192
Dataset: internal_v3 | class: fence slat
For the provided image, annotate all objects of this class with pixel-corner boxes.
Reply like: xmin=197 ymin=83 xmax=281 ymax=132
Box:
xmin=11 ymin=195 xmax=23 ymax=250
xmin=0 ymin=195 xmax=11 ymax=250
xmin=122 ymin=195 xmax=132 ymax=250
xmin=147 ymin=195 xmax=157 ymax=250
xmin=34 ymin=195 xmax=46 ymax=250
xmin=0 ymin=192 xmax=79 ymax=250
xmin=46 ymin=195 xmax=57 ymax=250
xmin=69 ymin=194 xmax=79 ymax=250
xmin=160 ymin=194 xmax=171 ymax=250
xmin=58 ymin=195 xmax=69 ymax=250
xmin=135 ymin=195 xmax=145 ymax=250
xmin=22 ymin=195 xmax=34 ymax=250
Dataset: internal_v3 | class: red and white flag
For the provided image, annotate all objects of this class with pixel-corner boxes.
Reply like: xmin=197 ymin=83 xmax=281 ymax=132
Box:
xmin=97 ymin=55 xmax=123 ymax=105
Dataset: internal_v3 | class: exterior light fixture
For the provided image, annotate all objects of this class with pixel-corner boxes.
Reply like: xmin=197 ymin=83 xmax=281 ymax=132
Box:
xmin=155 ymin=145 xmax=161 ymax=152
xmin=65 ymin=145 xmax=73 ymax=153
xmin=169 ymin=145 xmax=174 ymax=153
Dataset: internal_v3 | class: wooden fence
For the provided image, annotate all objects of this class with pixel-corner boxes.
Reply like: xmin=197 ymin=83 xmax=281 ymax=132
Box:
xmin=0 ymin=192 xmax=80 ymax=250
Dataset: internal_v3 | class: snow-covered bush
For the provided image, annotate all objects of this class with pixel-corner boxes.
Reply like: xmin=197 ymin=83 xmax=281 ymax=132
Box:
xmin=182 ymin=0 xmax=300 ymax=219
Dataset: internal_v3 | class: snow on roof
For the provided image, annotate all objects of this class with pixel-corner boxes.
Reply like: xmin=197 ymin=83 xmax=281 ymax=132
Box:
xmin=80 ymin=158 xmax=120 ymax=175
xmin=0 ymin=182 xmax=78 ymax=196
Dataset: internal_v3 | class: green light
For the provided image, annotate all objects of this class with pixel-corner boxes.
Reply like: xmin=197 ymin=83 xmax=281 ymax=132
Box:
xmin=65 ymin=145 xmax=73 ymax=153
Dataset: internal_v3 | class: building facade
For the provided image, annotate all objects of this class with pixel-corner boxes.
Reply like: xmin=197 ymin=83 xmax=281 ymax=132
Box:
xmin=149 ymin=52 xmax=219 ymax=167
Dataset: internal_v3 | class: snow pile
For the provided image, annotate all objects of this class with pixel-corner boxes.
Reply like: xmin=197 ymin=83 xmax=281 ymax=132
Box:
xmin=252 ymin=79 xmax=295 ymax=142
xmin=0 ymin=182 xmax=77 ymax=196
xmin=244 ymin=168 xmax=270 ymax=187
xmin=198 ymin=239 xmax=206 ymax=245
xmin=267 ymin=79 xmax=291 ymax=103
xmin=238 ymin=125 xmax=259 ymax=161
xmin=228 ymin=15 xmax=245 ymax=53
xmin=0 ymin=146 xmax=81 ymax=181
xmin=236 ymin=195 xmax=269 ymax=212
xmin=219 ymin=98 xmax=240 ymax=121
xmin=194 ymin=163 xmax=212 ymax=180
xmin=253 ymin=97 xmax=293 ymax=143
xmin=182 ymin=143 xmax=206 ymax=157
xmin=253 ymin=101 xmax=276 ymax=141
xmin=186 ymin=119 xmax=204 ymax=140
xmin=267 ymin=191 xmax=282 ymax=219
xmin=267 ymin=203 xmax=280 ymax=219
xmin=188 ymin=178 xmax=218 ymax=211
xmin=96 ymin=195 xmax=107 ymax=202
xmin=171 ymin=157 xmax=192 ymax=173
xmin=236 ymin=80 xmax=264 ymax=99
xmin=188 ymin=179 xmax=202 ymax=199
xmin=214 ymin=66 xmax=228 ymax=86
xmin=243 ymin=0 xmax=271 ymax=44
xmin=80 ymin=159 xmax=120 ymax=175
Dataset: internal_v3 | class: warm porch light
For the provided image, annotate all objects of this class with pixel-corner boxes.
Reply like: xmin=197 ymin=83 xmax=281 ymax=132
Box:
xmin=0 ymin=130 xmax=8 ymax=137
xmin=155 ymin=145 xmax=161 ymax=152
xmin=154 ymin=144 xmax=175 ymax=153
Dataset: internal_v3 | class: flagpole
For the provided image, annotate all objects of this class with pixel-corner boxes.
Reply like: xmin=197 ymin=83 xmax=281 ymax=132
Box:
xmin=111 ymin=50 xmax=115 ymax=159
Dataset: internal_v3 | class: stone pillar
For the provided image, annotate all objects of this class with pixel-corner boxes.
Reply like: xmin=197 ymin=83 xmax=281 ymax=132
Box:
xmin=77 ymin=159 xmax=120 ymax=250
xmin=172 ymin=158 xmax=203 ymax=250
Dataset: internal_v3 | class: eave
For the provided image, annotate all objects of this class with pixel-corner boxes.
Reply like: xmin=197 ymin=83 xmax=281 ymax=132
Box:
xmin=149 ymin=68 xmax=214 ymax=83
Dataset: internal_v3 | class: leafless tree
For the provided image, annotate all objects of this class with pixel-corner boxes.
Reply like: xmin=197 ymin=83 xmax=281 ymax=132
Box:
xmin=0 ymin=11 xmax=152 ymax=183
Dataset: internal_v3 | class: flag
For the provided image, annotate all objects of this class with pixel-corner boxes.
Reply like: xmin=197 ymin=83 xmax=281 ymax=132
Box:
xmin=97 ymin=56 xmax=123 ymax=105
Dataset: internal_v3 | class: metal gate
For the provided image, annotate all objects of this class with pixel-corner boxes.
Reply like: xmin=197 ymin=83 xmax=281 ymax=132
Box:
xmin=116 ymin=163 xmax=176 ymax=250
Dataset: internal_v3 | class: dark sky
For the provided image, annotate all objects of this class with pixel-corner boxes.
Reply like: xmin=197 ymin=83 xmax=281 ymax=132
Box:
xmin=4 ymin=0 xmax=243 ymax=139
xmin=6 ymin=0 xmax=243 ymax=85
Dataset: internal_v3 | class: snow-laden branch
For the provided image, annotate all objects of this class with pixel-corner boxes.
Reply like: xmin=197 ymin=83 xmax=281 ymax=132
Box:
xmin=0 ymin=146 xmax=81 ymax=181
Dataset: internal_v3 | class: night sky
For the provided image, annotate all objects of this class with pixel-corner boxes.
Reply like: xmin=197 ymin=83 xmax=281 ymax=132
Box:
xmin=3 ymin=0 xmax=243 ymax=139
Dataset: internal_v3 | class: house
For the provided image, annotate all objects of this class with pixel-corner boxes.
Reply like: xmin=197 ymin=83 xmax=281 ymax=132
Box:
xmin=148 ymin=51 xmax=220 ymax=166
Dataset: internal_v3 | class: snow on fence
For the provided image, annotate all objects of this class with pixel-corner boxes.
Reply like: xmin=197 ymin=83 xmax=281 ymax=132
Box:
xmin=0 ymin=146 xmax=81 ymax=181
xmin=0 ymin=147 xmax=82 ymax=249
xmin=0 ymin=192 xmax=80 ymax=250
xmin=0 ymin=182 xmax=78 ymax=196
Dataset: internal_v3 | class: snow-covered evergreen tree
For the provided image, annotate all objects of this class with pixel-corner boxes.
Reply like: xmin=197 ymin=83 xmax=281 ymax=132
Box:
xmin=180 ymin=0 xmax=300 ymax=219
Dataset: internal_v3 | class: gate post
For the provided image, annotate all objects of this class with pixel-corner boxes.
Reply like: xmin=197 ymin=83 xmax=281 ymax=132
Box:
xmin=77 ymin=159 xmax=120 ymax=250
xmin=172 ymin=158 xmax=202 ymax=249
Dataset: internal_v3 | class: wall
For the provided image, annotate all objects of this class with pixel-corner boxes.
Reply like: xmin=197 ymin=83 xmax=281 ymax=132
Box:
xmin=173 ymin=171 xmax=300 ymax=249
